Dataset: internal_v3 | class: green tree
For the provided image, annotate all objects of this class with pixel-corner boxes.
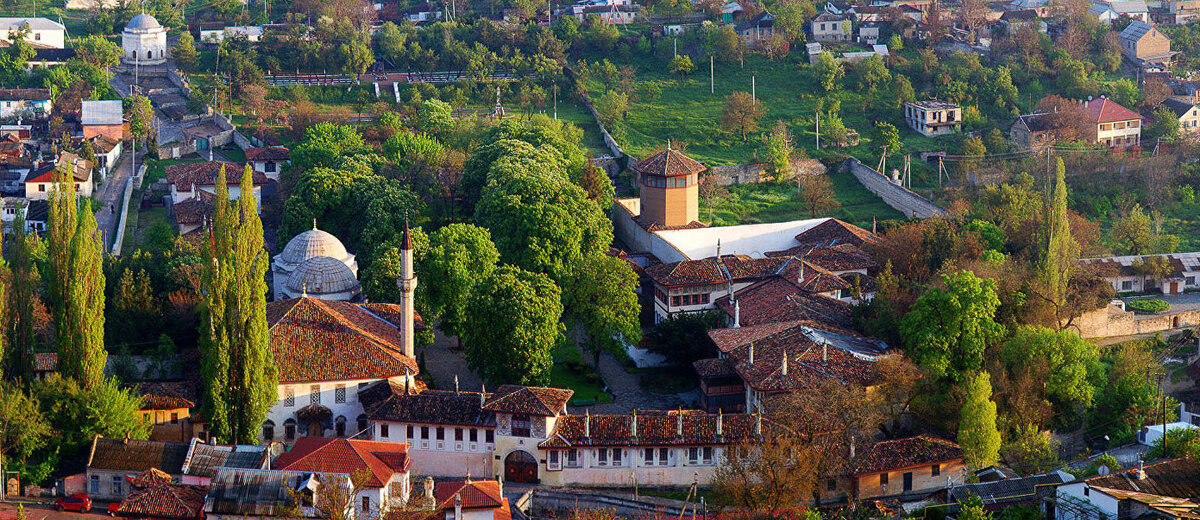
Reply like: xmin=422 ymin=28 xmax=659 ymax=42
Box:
xmin=875 ymin=121 xmax=902 ymax=155
xmin=959 ymin=370 xmax=1002 ymax=469
xmin=5 ymin=209 xmax=38 ymax=382
xmin=1111 ymin=204 xmax=1179 ymax=255
xmin=1147 ymin=105 xmax=1180 ymax=140
xmin=887 ymin=33 xmax=903 ymax=51
xmin=774 ymin=1 xmax=816 ymax=42
xmin=462 ymin=266 xmax=562 ymax=385
xmin=172 ymin=32 xmax=199 ymax=72
xmin=73 ymin=35 xmax=122 ymax=69
xmin=957 ymin=495 xmax=994 ymax=520
xmin=563 ymin=255 xmax=641 ymax=366
xmin=709 ymin=25 xmax=745 ymax=64
xmin=900 ymin=271 xmax=1005 ymax=382
xmin=49 ymin=170 xmax=107 ymax=389
xmin=199 ymin=166 xmax=278 ymax=444
xmin=720 ymin=91 xmax=763 ymax=141
xmin=337 ymin=40 xmax=374 ymax=76
xmin=1000 ymin=326 xmax=1101 ymax=410
xmin=373 ymin=22 xmax=408 ymax=62
xmin=416 ymin=99 xmax=454 ymax=137
xmin=854 ymin=55 xmax=891 ymax=93
xmin=34 ymin=375 xmax=149 ymax=458
xmin=958 ymin=136 xmax=987 ymax=172
xmin=891 ymin=74 xmax=916 ymax=108
xmin=670 ymin=54 xmax=695 ymax=84
xmin=814 ymin=51 xmax=844 ymax=92
xmin=126 ymin=94 xmax=155 ymax=143
xmin=106 ymin=268 xmax=161 ymax=348
xmin=1000 ymin=423 xmax=1061 ymax=475
xmin=1041 ymin=158 xmax=1080 ymax=310
xmin=0 ymin=381 xmax=50 ymax=482
xmin=763 ymin=121 xmax=794 ymax=182
xmin=291 ymin=123 xmax=367 ymax=171
xmin=645 ymin=311 xmax=723 ymax=366
xmin=595 ymin=90 xmax=629 ymax=132
xmin=418 ymin=224 xmax=500 ymax=340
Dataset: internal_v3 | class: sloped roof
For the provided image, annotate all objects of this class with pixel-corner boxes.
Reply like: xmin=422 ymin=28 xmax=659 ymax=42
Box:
xmin=644 ymin=255 xmax=791 ymax=287
xmin=1162 ymin=98 xmax=1197 ymax=119
xmin=631 ymin=148 xmax=706 ymax=177
xmin=1085 ymin=456 xmax=1200 ymax=500
xmin=272 ymin=437 xmax=411 ymax=488
xmin=792 ymin=218 xmax=878 ymax=249
xmin=482 ymin=385 xmax=573 ymax=416
xmin=165 ymin=161 xmax=266 ymax=191
xmin=713 ymin=276 xmax=853 ymax=329
xmin=1121 ymin=20 xmax=1156 ymax=40
xmin=81 ymin=100 xmax=123 ymax=126
xmin=0 ymin=88 xmax=50 ymax=101
xmin=136 ymin=381 xmax=197 ymax=411
xmin=244 ymin=147 xmax=290 ymax=162
xmin=206 ymin=468 xmax=330 ymax=516
xmin=116 ymin=470 xmax=206 ymax=520
xmin=539 ymin=410 xmax=770 ymax=448
xmin=266 ymin=297 xmax=419 ymax=383
xmin=0 ymin=17 xmax=65 ymax=31
xmin=844 ymin=434 xmax=964 ymax=475
xmin=87 ymin=436 xmax=189 ymax=473
xmin=181 ymin=441 xmax=269 ymax=477
xmin=434 ymin=480 xmax=504 ymax=510
xmin=706 ymin=321 xmax=886 ymax=393
xmin=1085 ymin=98 xmax=1144 ymax=123
xmin=360 ymin=380 xmax=495 ymax=427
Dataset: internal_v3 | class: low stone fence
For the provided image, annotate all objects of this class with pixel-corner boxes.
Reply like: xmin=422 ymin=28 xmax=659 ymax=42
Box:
xmin=528 ymin=488 xmax=694 ymax=519
xmin=708 ymin=158 xmax=826 ymax=185
xmin=843 ymin=157 xmax=944 ymax=218
xmin=1070 ymin=303 xmax=1200 ymax=338
xmin=564 ymin=66 xmax=626 ymax=160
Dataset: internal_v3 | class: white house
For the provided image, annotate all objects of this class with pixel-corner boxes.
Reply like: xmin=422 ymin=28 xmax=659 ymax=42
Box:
xmin=245 ymin=146 xmax=290 ymax=180
xmin=1055 ymin=457 xmax=1200 ymax=520
xmin=0 ymin=18 xmax=66 ymax=48
xmin=1078 ymin=252 xmax=1200 ymax=295
xmin=24 ymin=153 xmax=95 ymax=200
xmin=272 ymin=437 xmax=412 ymax=517
xmin=0 ymin=88 xmax=51 ymax=119
xmin=165 ymin=161 xmax=266 ymax=211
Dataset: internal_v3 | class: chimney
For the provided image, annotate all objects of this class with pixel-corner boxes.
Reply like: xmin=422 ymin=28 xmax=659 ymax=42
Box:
xmin=630 ymin=410 xmax=637 ymax=439
xmin=1137 ymin=458 xmax=1147 ymax=480
xmin=733 ymin=300 xmax=740 ymax=328
xmin=497 ymin=479 xmax=503 ymax=496
xmin=823 ymin=339 xmax=828 ymax=363
xmin=584 ymin=410 xmax=591 ymax=438
xmin=423 ymin=476 xmax=434 ymax=503
xmin=480 ymin=383 xmax=487 ymax=406
xmin=454 ymin=375 xmax=459 ymax=393
xmin=755 ymin=413 xmax=762 ymax=436
xmin=454 ymin=493 xmax=462 ymax=520
xmin=781 ymin=350 xmax=788 ymax=376
xmin=798 ymin=262 xmax=806 ymax=284
xmin=849 ymin=438 xmax=856 ymax=459
xmin=748 ymin=342 xmax=755 ymax=365
xmin=676 ymin=409 xmax=683 ymax=437
xmin=716 ymin=410 xmax=723 ymax=437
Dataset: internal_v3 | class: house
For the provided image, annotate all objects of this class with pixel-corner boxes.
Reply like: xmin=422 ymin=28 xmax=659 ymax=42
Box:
xmin=135 ymin=381 xmax=201 ymax=443
xmin=245 ymin=146 xmax=290 ymax=180
xmin=721 ymin=1 xmax=743 ymax=22
xmin=632 ymin=147 xmax=706 ymax=230
xmin=110 ymin=468 xmax=207 ymax=520
xmin=737 ymin=12 xmax=775 ymax=45
xmin=1161 ymin=98 xmax=1200 ymax=133
xmin=424 ymin=478 xmax=512 ymax=520
xmin=24 ymin=153 xmax=95 ymax=200
xmin=272 ymin=437 xmax=413 ymax=517
xmin=0 ymin=18 xmax=66 ymax=48
xmin=401 ymin=1 xmax=443 ymax=22
xmin=842 ymin=435 xmax=967 ymax=499
xmin=1119 ymin=21 xmax=1172 ymax=64
xmin=1054 ymin=457 xmax=1200 ymax=520
xmin=948 ymin=471 xmax=1074 ymax=511
xmin=644 ymin=255 xmax=793 ymax=324
xmin=574 ymin=4 xmax=638 ymax=24
xmin=85 ymin=436 xmax=189 ymax=500
xmin=904 ymin=100 xmax=962 ymax=136
xmin=1167 ymin=0 xmax=1200 ymax=23
xmin=1010 ymin=113 xmax=1060 ymax=150
xmin=204 ymin=468 xmax=342 ymax=520
xmin=1105 ymin=0 xmax=1150 ymax=21
xmin=87 ymin=135 xmax=123 ymax=174
xmin=1007 ymin=0 xmax=1050 ymax=15
xmin=165 ymin=161 xmax=267 ymax=211
xmin=81 ymin=100 xmax=126 ymax=141
xmin=180 ymin=439 xmax=271 ymax=486
xmin=998 ymin=9 xmax=1040 ymax=30
xmin=0 ymin=88 xmax=51 ymax=119
xmin=1085 ymin=97 xmax=1143 ymax=149
xmin=24 ymin=199 xmax=46 ymax=233
xmin=1136 ymin=422 xmax=1197 ymax=446
xmin=1089 ymin=3 xmax=1121 ymax=22
xmin=1078 ymin=252 xmax=1200 ymax=294
xmin=261 ymin=296 xmax=421 ymax=443
xmin=811 ymin=13 xmax=851 ymax=42
xmin=857 ymin=22 xmax=882 ymax=44
xmin=170 ymin=191 xmax=214 ymax=236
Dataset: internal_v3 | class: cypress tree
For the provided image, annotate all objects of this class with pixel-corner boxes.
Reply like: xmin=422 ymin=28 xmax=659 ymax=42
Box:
xmin=959 ymin=370 xmax=1002 ymax=469
xmin=68 ymin=205 xmax=107 ymax=388
xmin=47 ymin=167 xmax=77 ymax=377
xmin=1042 ymin=157 xmax=1079 ymax=310
xmin=6 ymin=209 xmax=38 ymax=383
xmin=199 ymin=165 xmax=276 ymax=443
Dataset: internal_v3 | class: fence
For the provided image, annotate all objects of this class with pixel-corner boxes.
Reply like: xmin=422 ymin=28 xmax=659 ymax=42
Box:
xmin=527 ymin=488 xmax=695 ymax=519
xmin=110 ymin=162 xmax=145 ymax=257
xmin=564 ymin=66 xmax=627 ymax=159
xmin=843 ymin=157 xmax=944 ymax=218
xmin=264 ymin=74 xmax=357 ymax=86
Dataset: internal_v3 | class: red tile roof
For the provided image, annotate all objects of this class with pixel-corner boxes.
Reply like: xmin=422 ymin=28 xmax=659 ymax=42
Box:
xmin=244 ymin=146 xmax=290 ymax=162
xmin=1084 ymin=456 xmax=1200 ymax=499
xmin=128 ymin=467 xmax=172 ymax=488
xmin=713 ymin=277 xmax=853 ymax=329
xmin=631 ymin=148 xmax=706 ymax=177
xmin=360 ymin=380 xmax=494 ymax=427
xmin=706 ymin=321 xmax=883 ymax=393
xmin=1085 ymin=98 xmax=1144 ymax=124
xmin=843 ymin=434 xmax=963 ymax=475
xmin=539 ymin=410 xmax=773 ymax=448
xmin=116 ymin=470 xmax=206 ymax=520
xmin=644 ymin=255 xmax=791 ymax=287
xmin=165 ymin=161 xmax=267 ymax=192
xmin=272 ymin=437 xmax=411 ymax=488
xmin=792 ymin=218 xmax=878 ymax=249
xmin=26 ymin=153 xmax=93 ymax=184
xmin=136 ymin=381 xmax=196 ymax=411
xmin=172 ymin=191 xmax=216 ymax=226
xmin=266 ymin=297 xmax=420 ymax=383
xmin=482 ymin=385 xmax=573 ymax=416
xmin=434 ymin=480 xmax=504 ymax=510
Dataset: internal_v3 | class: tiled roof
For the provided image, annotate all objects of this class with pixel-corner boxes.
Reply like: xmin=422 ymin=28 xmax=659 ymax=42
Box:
xmin=272 ymin=437 xmax=411 ymax=488
xmin=266 ymin=297 xmax=419 ymax=383
xmin=434 ymin=480 xmax=504 ymax=510
xmin=1162 ymin=98 xmax=1196 ymax=119
xmin=1085 ymin=456 xmax=1200 ymax=499
xmin=244 ymin=146 xmax=290 ymax=162
xmin=793 ymin=218 xmax=878 ymax=249
xmin=116 ymin=471 xmax=206 ymax=520
xmin=707 ymin=321 xmax=884 ymax=393
xmin=1085 ymin=98 xmax=1144 ymax=124
xmin=34 ymin=351 xmax=56 ymax=371
xmin=0 ymin=88 xmax=50 ymax=101
xmin=631 ymin=148 xmax=706 ymax=177
xmin=357 ymin=303 xmax=426 ymax=331
xmin=25 ymin=153 xmax=93 ymax=184
xmin=87 ymin=436 xmax=189 ymax=473
xmin=482 ymin=385 xmax=573 ymax=416
xmin=714 ymin=277 xmax=853 ymax=328
xmin=165 ymin=161 xmax=266 ymax=191
xmin=692 ymin=357 xmax=737 ymax=378
xmin=949 ymin=472 xmax=1070 ymax=506
xmin=360 ymin=380 xmax=495 ymax=427
xmin=772 ymin=243 xmax=878 ymax=273
xmin=181 ymin=441 xmax=269 ymax=477
xmin=136 ymin=381 xmax=197 ymax=411
xmin=785 ymin=260 xmax=854 ymax=294
xmin=844 ymin=435 xmax=964 ymax=475
xmin=128 ymin=467 xmax=172 ymax=488
xmin=644 ymin=255 xmax=790 ymax=287
xmin=539 ymin=410 xmax=770 ymax=448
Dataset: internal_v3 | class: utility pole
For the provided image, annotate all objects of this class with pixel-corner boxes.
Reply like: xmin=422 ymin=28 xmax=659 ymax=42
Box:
xmin=751 ymin=73 xmax=756 ymax=103
xmin=553 ymin=84 xmax=558 ymax=120
xmin=710 ymin=54 xmax=714 ymax=94
xmin=673 ymin=38 xmax=677 ymax=57
xmin=815 ymin=110 xmax=820 ymax=149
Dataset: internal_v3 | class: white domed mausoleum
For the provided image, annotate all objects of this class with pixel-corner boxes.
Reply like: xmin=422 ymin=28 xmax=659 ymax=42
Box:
xmin=272 ymin=225 xmax=360 ymax=301
xmin=122 ymin=14 xmax=168 ymax=66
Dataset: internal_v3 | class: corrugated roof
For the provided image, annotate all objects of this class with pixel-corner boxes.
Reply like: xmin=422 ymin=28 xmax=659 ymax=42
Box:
xmin=81 ymin=100 xmax=123 ymax=126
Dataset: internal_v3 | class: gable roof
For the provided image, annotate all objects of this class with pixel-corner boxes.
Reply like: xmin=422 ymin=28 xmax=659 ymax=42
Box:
xmin=115 ymin=470 xmax=207 ymax=520
xmin=1085 ymin=98 xmax=1144 ymax=124
xmin=434 ymin=480 xmax=504 ymax=510
xmin=1084 ymin=456 xmax=1200 ymax=500
xmin=181 ymin=440 xmax=269 ymax=477
xmin=705 ymin=321 xmax=885 ymax=394
xmin=244 ymin=146 xmax=290 ymax=162
xmin=87 ymin=436 xmax=189 ymax=473
xmin=713 ymin=276 xmax=853 ymax=328
xmin=81 ymin=100 xmax=123 ymax=126
xmin=165 ymin=161 xmax=266 ymax=191
xmin=539 ymin=410 xmax=770 ymax=448
xmin=844 ymin=434 xmax=964 ymax=475
xmin=205 ymin=468 xmax=332 ymax=516
xmin=0 ymin=88 xmax=50 ymax=102
xmin=359 ymin=380 xmax=495 ymax=427
xmin=482 ymin=385 xmax=573 ymax=416
xmin=644 ymin=255 xmax=791 ymax=287
xmin=1120 ymin=20 xmax=1158 ymax=41
xmin=272 ymin=437 xmax=411 ymax=488
xmin=1162 ymin=98 xmax=1197 ymax=119
xmin=792 ymin=218 xmax=878 ymax=249
xmin=266 ymin=297 xmax=419 ymax=383
xmin=136 ymin=381 xmax=197 ymax=411
xmin=630 ymin=148 xmax=706 ymax=177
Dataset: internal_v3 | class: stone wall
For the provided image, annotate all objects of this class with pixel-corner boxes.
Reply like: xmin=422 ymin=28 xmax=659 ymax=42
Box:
xmin=708 ymin=158 xmax=827 ymax=185
xmin=843 ymin=157 xmax=944 ymax=218
xmin=1070 ymin=303 xmax=1200 ymax=338
xmin=565 ymin=66 xmax=626 ymax=159
xmin=530 ymin=488 xmax=691 ymax=518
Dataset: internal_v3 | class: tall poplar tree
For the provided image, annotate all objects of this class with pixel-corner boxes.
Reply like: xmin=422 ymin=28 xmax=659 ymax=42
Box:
xmin=959 ymin=370 xmax=1002 ymax=469
xmin=199 ymin=166 xmax=276 ymax=444
xmin=48 ymin=168 xmax=107 ymax=388
xmin=6 ymin=209 xmax=39 ymax=382
xmin=1041 ymin=157 xmax=1079 ymax=311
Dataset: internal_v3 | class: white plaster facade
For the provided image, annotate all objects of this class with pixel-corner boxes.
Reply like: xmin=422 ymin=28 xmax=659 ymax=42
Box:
xmin=122 ymin=14 xmax=168 ymax=66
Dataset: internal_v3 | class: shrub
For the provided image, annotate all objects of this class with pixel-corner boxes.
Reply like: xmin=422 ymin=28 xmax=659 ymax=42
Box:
xmin=1127 ymin=298 xmax=1170 ymax=314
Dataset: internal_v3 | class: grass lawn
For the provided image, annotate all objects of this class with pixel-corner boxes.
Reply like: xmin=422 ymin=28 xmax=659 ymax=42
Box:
xmin=704 ymin=168 xmax=904 ymax=229
xmin=120 ymin=189 xmax=143 ymax=251
xmin=129 ymin=206 xmax=168 ymax=249
xmin=549 ymin=342 xmax=613 ymax=405
xmin=219 ymin=145 xmax=247 ymax=164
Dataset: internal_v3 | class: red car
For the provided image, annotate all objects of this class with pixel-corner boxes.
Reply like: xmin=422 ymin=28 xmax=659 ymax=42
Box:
xmin=107 ymin=501 xmax=123 ymax=516
xmin=54 ymin=494 xmax=93 ymax=513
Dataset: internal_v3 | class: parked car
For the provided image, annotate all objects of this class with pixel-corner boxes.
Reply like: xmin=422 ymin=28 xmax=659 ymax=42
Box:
xmin=55 ymin=494 xmax=92 ymax=513
xmin=107 ymin=501 xmax=122 ymax=516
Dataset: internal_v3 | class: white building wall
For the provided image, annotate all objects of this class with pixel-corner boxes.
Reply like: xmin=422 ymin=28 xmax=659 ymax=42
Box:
xmin=1055 ymin=482 xmax=1119 ymax=520
xmin=265 ymin=376 xmax=413 ymax=443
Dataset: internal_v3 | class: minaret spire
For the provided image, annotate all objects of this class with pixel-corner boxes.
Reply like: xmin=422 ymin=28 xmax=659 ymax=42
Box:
xmin=396 ymin=219 xmax=418 ymax=359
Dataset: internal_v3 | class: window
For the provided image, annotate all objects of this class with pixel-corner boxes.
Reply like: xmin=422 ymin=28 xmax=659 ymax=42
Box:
xmin=335 ymin=416 xmax=346 ymax=437
xmin=310 ymin=385 xmax=321 ymax=405
xmin=470 ymin=429 xmax=478 ymax=442
xmin=285 ymin=419 xmax=296 ymax=441
xmin=362 ymin=496 xmax=370 ymax=512
xmin=566 ymin=449 xmax=581 ymax=467
xmin=655 ymin=287 xmax=667 ymax=303
xmin=880 ymin=473 xmax=889 ymax=486
xmin=644 ymin=448 xmax=654 ymax=465
xmin=436 ymin=427 xmax=445 ymax=440
xmin=112 ymin=475 xmax=122 ymax=496
xmin=171 ymin=412 xmax=179 ymax=424
xmin=90 ymin=475 xmax=99 ymax=494
xmin=1130 ymin=120 xmax=1140 ymax=128
xmin=1122 ymin=280 xmax=1133 ymax=291
xmin=381 ymin=424 xmax=390 ymax=438
xmin=421 ymin=426 xmax=429 ymax=439
xmin=284 ymin=387 xmax=295 ymax=406
xmin=672 ymin=295 xmax=681 ymax=306
xmin=263 ymin=421 xmax=275 ymax=440
xmin=702 ymin=447 xmax=713 ymax=464
xmin=335 ymin=384 xmax=346 ymax=403
xmin=827 ymin=479 xmax=836 ymax=492
xmin=549 ymin=450 xmax=561 ymax=470
xmin=688 ymin=447 xmax=699 ymax=464
xmin=34 ymin=33 xmax=39 ymax=40
xmin=931 ymin=464 xmax=940 ymax=476
xmin=597 ymin=449 xmax=608 ymax=465
xmin=512 ymin=414 xmax=531 ymax=437
xmin=659 ymin=448 xmax=670 ymax=465
xmin=456 ymin=428 xmax=464 ymax=441
xmin=613 ymin=449 xmax=622 ymax=465
xmin=1187 ymin=276 xmax=1196 ymax=286
xmin=38 ymin=184 xmax=44 ymax=192
xmin=485 ymin=430 xmax=494 ymax=443
xmin=1084 ymin=488 xmax=1090 ymax=497
xmin=407 ymin=425 xmax=414 ymax=439
xmin=903 ymin=472 xmax=913 ymax=492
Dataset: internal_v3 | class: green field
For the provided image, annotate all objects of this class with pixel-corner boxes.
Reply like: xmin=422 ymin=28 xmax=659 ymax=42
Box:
xmin=549 ymin=342 xmax=613 ymax=404
xmin=704 ymin=168 xmax=903 ymax=229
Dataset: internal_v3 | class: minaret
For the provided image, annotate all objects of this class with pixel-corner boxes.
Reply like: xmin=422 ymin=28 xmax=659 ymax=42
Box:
xmin=396 ymin=220 xmax=418 ymax=359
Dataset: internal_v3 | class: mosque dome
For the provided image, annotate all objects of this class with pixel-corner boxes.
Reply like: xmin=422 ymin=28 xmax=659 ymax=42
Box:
xmin=279 ymin=228 xmax=352 ymax=266
xmin=285 ymin=256 xmax=361 ymax=297
xmin=125 ymin=14 xmax=162 ymax=31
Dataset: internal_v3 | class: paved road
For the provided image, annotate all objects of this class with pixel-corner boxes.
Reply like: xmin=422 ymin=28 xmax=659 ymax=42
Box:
xmin=0 ymin=500 xmax=114 ymax=520
xmin=94 ymin=150 xmax=138 ymax=254
xmin=586 ymin=351 xmax=686 ymax=414
xmin=421 ymin=330 xmax=484 ymax=393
